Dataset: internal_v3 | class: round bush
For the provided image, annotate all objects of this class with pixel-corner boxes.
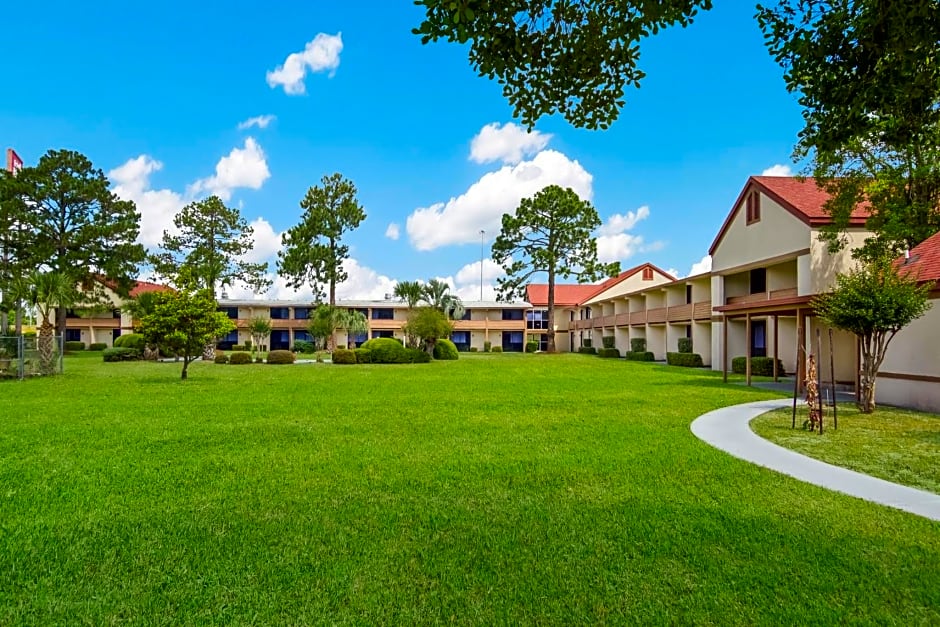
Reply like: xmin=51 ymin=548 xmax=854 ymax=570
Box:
xmin=64 ymin=341 xmax=85 ymax=352
xmin=332 ymin=348 xmax=356 ymax=364
xmin=266 ymin=350 xmax=295 ymax=364
xmin=360 ymin=338 xmax=409 ymax=364
xmin=406 ymin=348 xmax=431 ymax=363
xmin=491 ymin=346 xmax=503 ymax=353
xmin=88 ymin=342 xmax=107 ymax=351
xmin=229 ymin=352 xmax=252 ymax=365
xmin=214 ymin=353 xmax=229 ymax=364
xmin=293 ymin=340 xmax=316 ymax=354
xmin=433 ymin=339 xmax=459 ymax=360
xmin=525 ymin=341 xmax=538 ymax=353
xmin=102 ymin=347 xmax=140 ymax=362
xmin=353 ymin=348 xmax=372 ymax=364
xmin=114 ymin=333 xmax=146 ymax=351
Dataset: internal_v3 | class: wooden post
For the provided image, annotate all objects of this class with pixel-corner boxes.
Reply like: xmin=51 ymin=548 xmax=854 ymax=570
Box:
xmin=722 ymin=315 xmax=728 ymax=383
xmin=792 ymin=314 xmax=801 ymax=429
xmin=829 ymin=327 xmax=838 ymax=430
xmin=772 ymin=314 xmax=779 ymax=382
xmin=745 ymin=312 xmax=752 ymax=387
xmin=816 ymin=328 xmax=824 ymax=435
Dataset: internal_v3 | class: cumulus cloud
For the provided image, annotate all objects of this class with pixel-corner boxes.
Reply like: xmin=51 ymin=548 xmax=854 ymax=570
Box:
xmin=238 ymin=114 xmax=276 ymax=130
xmin=761 ymin=164 xmax=794 ymax=176
xmin=470 ymin=122 xmax=552 ymax=165
xmin=455 ymin=258 xmax=505 ymax=285
xmin=109 ymin=156 xmax=185 ymax=247
xmin=385 ymin=223 xmax=400 ymax=240
xmin=244 ymin=217 xmax=283 ymax=263
xmin=189 ymin=138 xmax=270 ymax=201
xmin=597 ymin=206 xmax=650 ymax=237
xmin=594 ymin=206 xmax=662 ymax=264
xmin=688 ymin=255 xmax=712 ymax=277
xmin=266 ymin=32 xmax=343 ymax=95
xmin=406 ymin=149 xmax=592 ymax=251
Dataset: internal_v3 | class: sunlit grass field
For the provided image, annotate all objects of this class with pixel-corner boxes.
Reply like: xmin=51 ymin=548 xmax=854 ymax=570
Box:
xmin=1 ymin=352 xmax=938 ymax=624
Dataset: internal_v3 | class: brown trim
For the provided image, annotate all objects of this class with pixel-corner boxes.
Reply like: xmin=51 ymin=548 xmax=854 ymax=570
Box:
xmin=716 ymin=294 xmax=814 ymax=314
xmin=877 ymin=371 xmax=940 ymax=384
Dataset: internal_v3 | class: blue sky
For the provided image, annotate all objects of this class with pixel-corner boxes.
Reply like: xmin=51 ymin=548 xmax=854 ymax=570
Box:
xmin=0 ymin=1 xmax=805 ymax=301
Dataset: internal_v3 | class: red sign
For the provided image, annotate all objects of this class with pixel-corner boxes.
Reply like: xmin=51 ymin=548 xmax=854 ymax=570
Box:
xmin=6 ymin=148 xmax=23 ymax=175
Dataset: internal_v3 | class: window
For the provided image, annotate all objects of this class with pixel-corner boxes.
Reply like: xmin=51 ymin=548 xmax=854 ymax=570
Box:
xmin=372 ymin=330 xmax=394 ymax=339
xmin=355 ymin=308 xmax=368 ymax=318
xmin=584 ymin=307 xmax=592 ymax=319
xmin=569 ymin=311 xmax=574 ymax=322
xmin=750 ymin=268 xmax=767 ymax=294
xmin=112 ymin=309 xmax=121 ymax=319
xmin=216 ymin=330 xmax=238 ymax=350
xmin=270 ymin=330 xmax=290 ymax=350
xmin=371 ymin=308 xmax=394 ymax=320
xmin=349 ymin=332 xmax=368 ymax=348
xmin=746 ymin=191 xmax=761 ymax=224
xmin=450 ymin=331 xmax=471 ymax=351
xmin=460 ymin=309 xmax=472 ymax=321
xmin=751 ymin=320 xmax=767 ymax=357
xmin=293 ymin=307 xmax=310 ymax=320
xmin=686 ymin=285 xmax=693 ymax=305
xmin=501 ymin=309 xmax=524 ymax=321
xmin=65 ymin=329 xmax=81 ymax=342
xmin=642 ymin=267 xmax=654 ymax=281
xmin=526 ymin=309 xmax=548 ymax=330
xmin=501 ymin=331 xmax=524 ymax=352
xmin=218 ymin=307 xmax=239 ymax=319
xmin=293 ymin=330 xmax=311 ymax=343
xmin=270 ymin=307 xmax=289 ymax=320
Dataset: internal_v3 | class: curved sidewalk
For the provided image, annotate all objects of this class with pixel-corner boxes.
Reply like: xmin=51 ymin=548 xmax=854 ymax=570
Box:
xmin=691 ymin=398 xmax=940 ymax=522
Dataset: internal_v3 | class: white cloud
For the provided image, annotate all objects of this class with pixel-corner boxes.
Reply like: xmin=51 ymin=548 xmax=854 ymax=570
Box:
xmin=666 ymin=268 xmax=680 ymax=278
xmin=109 ymin=156 xmax=185 ymax=247
xmin=470 ymin=122 xmax=552 ymax=165
xmin=455 ymin=258 xmax=505 ymax=285
xmin=761 ymin=164 xmax=793 ymax=176
xmin=406 ymin=149 xmax=593 ymax=251
xmin=189 ymin=138 xmax=270 ymax=201
xmin=238 ymin=114 xmax=276 ymax=130
xmin=688 ymin=255 xmax=712 ymax=277
xmin=244 ymin=217 xmax=283 ymax=263
xmin=594 ymin=206 xmax=658 ymax=264
xmin=266 ymin=32 xmax=343 ymax=95
xmin=597 ymin=206 xmax=650 ymax=237
xmin=385 ymin=223 xmax=400 ymax=240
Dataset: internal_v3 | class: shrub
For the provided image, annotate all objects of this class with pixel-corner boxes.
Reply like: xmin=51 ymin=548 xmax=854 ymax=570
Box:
xmin=336 ymin=344 xmax=347 ymax=350
xmin=630 ymin=338 xmax=647 ymax=353
xmin=231 ymin=345 xmax=249 ymax=352
xmin=332 ymin=348 xmax=356 ymax=364
xmin=244 ymin=339 xmax=252 ymax=350
xmin=229 ymin=352 xmax=252 ymax=365
xmin=267 ymin=350 xmax=295 ymax=365
xmin=214 ymin=353 xmax=229 ymax=364
xmin=88 ymin=343 xmax=107 ymax=351
xmin=102 ymin=347 xmax=140 ymax=362
xmin=598 ymin=348 xmax=621 ymax=358
xmin=625 ymin=351 xmax=655 ymax=361
xmin=406 ymin=348 xmax=431 ymax=363
xmin=469 ymin=346 xmax=478 ymax=352
xmin=64 ymin=341 xmax=85 ymax=352
xmin=361 ymin=337 xmax=410 ymax=364
xmin=255 ymin=356 xmax=263 ymax=363
xmin=731 ymin=356 xmax=785 ymax=376
xmin=677 ymin=337 xmax=693 ymax=354
xmin=483 ymin=341 xmax=491 ymax=352
xmin=433 ymin=339 xmax=459 ymax=360
xmin=578 ymin=346 xmax=597 ymax=355
xmin=114 ymin=333 xmax=146 ymax=351
xmin=491 ymin=346 xmax=503 ymax=353
xmin=525 ymin=341 xmax=538 ymax=353
xmin=602 ymin=336 xmax=615 ymax=349
xmin=667 ymin=352 xmax=704 ymax=367
xmin=582 ymin=338 xmax=592 ymax=348
xmin=354 ymin=348 xmax=372 ymax=364
xmin=293 ymin=340 xmax=316 ymax=354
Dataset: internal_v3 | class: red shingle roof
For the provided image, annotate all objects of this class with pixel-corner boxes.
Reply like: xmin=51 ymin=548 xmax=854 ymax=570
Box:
xmin=898 ymin=230 xmax=940 ymax=284
xmin=526 ymin=263 xmax=676 ymax=307
xmin=129 ymin=280 xmax=171 ymax=297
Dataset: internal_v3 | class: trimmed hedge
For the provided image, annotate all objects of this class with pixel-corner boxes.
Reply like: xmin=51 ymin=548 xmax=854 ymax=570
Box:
xmin=332 ymin=348 xmax=356 ymax=364
xmin=582 ymin=338 xmax=592 ymax=348
xmin=491 ymin=346 xmax=503 ymax=353
xmin=407 ymin=348 xmax=432 ymax=363
xmin=578 ymin=346 xmax=597 ymax=355
xmin=114 ymin=333 xmax=146 ymax=351
xmin=469 ymin=346 xmax=478 ymax=352
xmin=293 ymin=340 xmax=316 ymax=354
xmin=230 ymin=345 xmax=249 ymax=352
xmin=630 ymin=338 xmax=647 ymax=353
xmin=433 ymin=339 xmax=459 ymax=360
xmin=229 ymin=352 xmax=252 ymax=365
xmin=598 ymin=348 xmax=621 ymax=358
xmin=667 ymin=352 xmax=704 ymax=367
xmin=483 ymin=341 xmax=491 ymax=352
xmin=678 ymin=337 xmax=693 ymax=354
xmin=214 ymin=354 xmax=229 ymax=364
xmin=65 ymin=341 xmax=85 ymax=352
xmin=525 ymin=340 xmax=538 ymax=353
xmin=354 ymin=348 xmax=372 ymax=364
xmin=267 ymin=350 xmax=295 ymax=365
xmin=601 ymin=336 xmax=616 ymax=349
xmin=625 ymin=351 xmax=655 ymax=361
xmin=361 ymin=337 xmax=410 ymax=364
xmin=89 ymin=343 xmax=107 ymax=351
xmin=732 ymin=356 xmax=785 ymax=376
xmin=102 ymin=347 xmax=140 ymax=362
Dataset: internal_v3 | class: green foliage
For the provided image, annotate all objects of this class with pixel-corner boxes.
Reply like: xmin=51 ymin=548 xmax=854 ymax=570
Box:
xmin=757 ymin=0 xmax=940 ymax=259
xmin=578 ymin=346 xmax=597 ymax=355
xmin=677 ymin=337 xmax=693 ymax=354
xmin=483 ymin=340 xmax=491 ymax=352
xmin=406 ymin=348 xmax=432 ymax=363
xmin=598 ymin=348 xmax=621 ymax=359
xmin=88 ymin=343 xmax=107 ymax=351
xmin=114 ymin=333 xmax=146 ymax=351
xmin=393 ymin=280 xmax=425 ymax=309
xmin=601 ymin=336 xmax=615 ymax=349
xmin=667 ymin=352 xmax=704 ymax=368
xmin=625 ymin=351 xmax=655 ymax=362
xmin=293 ymin=340 xmax=316 ymax=354
xmin=140 ymin=289 xmax=235 ymax=380
xmin=353 ymin=348 xmax=372 ymax=364
xmin=150 ymin=195 xmax=269 ymax=295
xmin=229 ymin=352 xmax=252 ymax=365
xmin=361 ymin=337 xmax=411 ymax=364
xmin=246 ymin=316 xmax=272 ymax=353
xmin=422 ymin=278 xmax=465 ymax=319
xmin=266 ymin=350 xmax=295 ymax=365
xmin=731 ymin=357 xmax=785 ymax=377
xmin=308 ymin=305 xmax=368 ymax=350
xmin=402 ymin=307 xmax=453 ymax=354
xmin=433 ymin=338 xmax=459 ymax=360
xmin=469 ymin=346 xmax=479 ymax=352
xmin=491 ymin=346 xmax=503 ymax=353
xmin=332 ymin=348 xmax=356 ymax=365
xmin=525 ymin=341 xmax=538 ymax=353
xmin=102 ymin=347 xmax=140 ymax=362
xmin=493 ymin=185 xmax=619 ymax=352
xmin=414 ymin=0 xmax=713 ymax=130
xmin=630 ymin=338 xmax=647 ymax=353
xmin=813 ymin=259 xmax=931 ymax=412
xmin=64 ymin=341 xmax=85 ymax=352
xmin=582 ymin=338 xmax=592 ymax=348
xmin=230 ymin=345 xmax=249 ymax=352
xmin=278 ymin=173 xmax=366 ymax=305
xmin=214 ymin=353 xmax=229 ymax=364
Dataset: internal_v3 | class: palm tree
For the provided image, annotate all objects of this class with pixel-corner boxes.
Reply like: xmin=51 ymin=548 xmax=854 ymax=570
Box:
xmin=393 ymin=280 xmax=425 ymax=309
xmin=308 ymin=305 xmax=368 ymax=351
xmin=20 ymin=271 xmax=78 ymax=374
xmin=422 ymin=278 xmax=465 ymax=319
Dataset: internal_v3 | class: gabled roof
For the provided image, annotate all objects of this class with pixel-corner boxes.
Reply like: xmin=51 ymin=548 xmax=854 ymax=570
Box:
xmin=526 ymin=263 xmax=677 ymax=307
xmin=708 ymin=176 xmax=870 ymax=255
xmin=898 ymin=230 xmax=940 ymax=284
xmin=129 ymin=280 xmax=171 ymax=297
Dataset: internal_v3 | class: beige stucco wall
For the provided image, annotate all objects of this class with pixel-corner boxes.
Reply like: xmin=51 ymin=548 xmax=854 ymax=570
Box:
xmin=585 ymin=270 xmax=672 ymax=305
xmin=877 ymin=297 xmax=940 ymax=412
xmin=808 ymin=229 xmax=869 ymax=294
xmin=711 ymin=194 xmax=810 ymax=273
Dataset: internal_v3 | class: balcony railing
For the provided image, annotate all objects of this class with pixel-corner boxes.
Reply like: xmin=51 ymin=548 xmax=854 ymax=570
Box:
xmin=693 ymin=301 xmax=712 ymax=320
xmin=666 ymin=303 xmax=693 ymax=322
xmin=726 ymin=287 xmax=798 ymax=305
xmin=630 ymin=311 xmax=646 ymax=325
xmin=646 ymin=307 xmax=667 ymax=324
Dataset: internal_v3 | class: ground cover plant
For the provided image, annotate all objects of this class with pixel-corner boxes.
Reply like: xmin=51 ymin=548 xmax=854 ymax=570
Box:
xmin=752 ymin=404 xmax=940 ymax=494
xmin=1 ymin=352 xmax=938 ymax=624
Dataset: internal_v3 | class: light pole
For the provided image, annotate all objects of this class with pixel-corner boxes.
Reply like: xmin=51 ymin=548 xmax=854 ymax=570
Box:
xmin=479 ymin=229 xmax=485 ymax=301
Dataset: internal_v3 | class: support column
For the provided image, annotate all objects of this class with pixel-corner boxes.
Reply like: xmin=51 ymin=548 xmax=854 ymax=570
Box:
xmin=722 ymin=315 xmax=728 ymax=383
xmin=745 ymin=312 xmax=752 ymax=387
xmin=772 ymin=314 xmax=779 ymax=382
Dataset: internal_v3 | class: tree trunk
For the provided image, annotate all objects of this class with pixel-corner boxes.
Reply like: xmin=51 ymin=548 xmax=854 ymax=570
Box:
xmin=181 ymin=356 xmax=189 ymax=380
xmin=547 ymin=267 xmax=556 ymax=353
xmin=56 ymin=306 xmax=67 ymax=339
xmin=858 ymin=361 xmax=878 ymax=413
xmin=38 ymin=319 xmax=56 ymax=375
xmin=203 ymin=341 xmax=215 ymax=361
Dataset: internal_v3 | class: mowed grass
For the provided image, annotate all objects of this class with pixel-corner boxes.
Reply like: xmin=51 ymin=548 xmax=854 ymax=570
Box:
xmin=1 ymin=353 xmax=938 ymax=625
xmin=753 ymin=404 xmax=940 ymax=494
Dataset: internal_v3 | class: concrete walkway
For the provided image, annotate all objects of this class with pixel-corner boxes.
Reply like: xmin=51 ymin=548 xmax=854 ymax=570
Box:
xmin=691 ymin=398 xmax=940 ymax=522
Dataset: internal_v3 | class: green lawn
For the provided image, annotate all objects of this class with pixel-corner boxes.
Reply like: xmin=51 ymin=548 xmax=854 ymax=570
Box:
xmin=752 ymin=404 xmax=940 ymax=494
xmin=1 ymin=353 xmax=938 ymax=624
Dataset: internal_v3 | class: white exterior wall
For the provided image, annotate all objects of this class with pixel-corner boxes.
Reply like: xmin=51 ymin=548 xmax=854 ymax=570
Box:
xmin=711 ymin=194 xmax=810 ymax=273
xmin=877 ymin=297 xmax=940 ymax=412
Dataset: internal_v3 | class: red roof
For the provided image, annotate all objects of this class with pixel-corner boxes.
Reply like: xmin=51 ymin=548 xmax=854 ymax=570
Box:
xmin=129 ymin=280 xmax=172 ymax=297
xmin=526 ymin=263 xmax=677 ymax=307
xmin=898 ymin=230 xmax=940 ymax=284
xmin=709 ymin=176 xmax=870 ymax=255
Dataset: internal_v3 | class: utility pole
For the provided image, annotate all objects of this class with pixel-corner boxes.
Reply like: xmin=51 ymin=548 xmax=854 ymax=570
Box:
xmin=479 ymin=229 xmax=485 ymax=301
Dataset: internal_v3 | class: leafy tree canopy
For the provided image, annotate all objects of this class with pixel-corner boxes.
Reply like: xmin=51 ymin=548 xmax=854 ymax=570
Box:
xmin=393 ymin=280 xmax=425 ymax=309
xmin=414 ymin=0 xmax=712 ymax=129
xmin=279 ymin=174 xmax=366 ymax=306
xmin=402 ymin=306 xmax=454 ymax=354
xmin=307 ymin=305 xmax=368 ymax=350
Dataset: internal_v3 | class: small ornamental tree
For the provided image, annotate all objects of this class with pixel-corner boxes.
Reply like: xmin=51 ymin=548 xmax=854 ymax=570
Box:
xmin=812 ymin=259 xmax=931 ymax=413
xmin=402 ymin=306 xmax=453 ymax=355
xmin=140 ymin=289 xmax=235 ymax=380
xmin=307 ymin=305 xmax=368 ymax=351
xmin=247 ymin=316 xmax=272 ymax=357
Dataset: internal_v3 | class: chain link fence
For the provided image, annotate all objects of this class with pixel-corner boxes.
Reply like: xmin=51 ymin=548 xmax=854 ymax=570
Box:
xmin=0 ymin=335 xmax=64 ymax=380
